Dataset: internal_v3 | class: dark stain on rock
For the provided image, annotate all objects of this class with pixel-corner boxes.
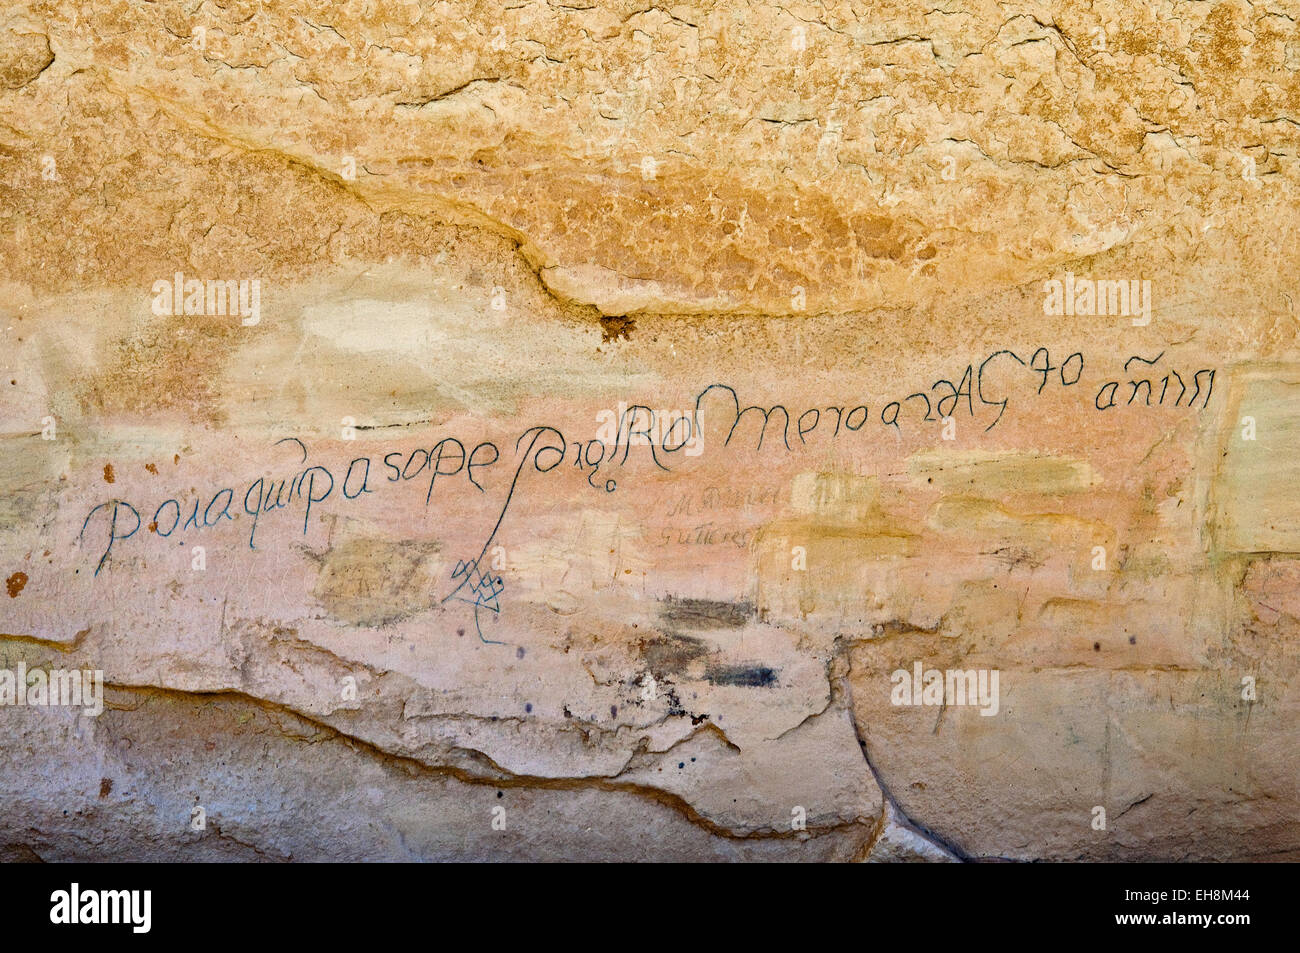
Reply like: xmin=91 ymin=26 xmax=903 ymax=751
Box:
xmin=98 ymin=778 xmax=113 ymax=798
xmin=145 ymin=463 xmax=158 ymax=475
xmin=6 ymin=571 xmax=27 ymax=598
xmin=658 ymin=595 xmax=753 ymax=629
xmin=704 ymin=663 xmax=777 ymax=688
xmin=599 ymin=314 xmax=635 ymax=343
xmin=103 ymin=463 xmax=115 ymax=484
xmin=641 ymin=632 xmax=709 ymax=675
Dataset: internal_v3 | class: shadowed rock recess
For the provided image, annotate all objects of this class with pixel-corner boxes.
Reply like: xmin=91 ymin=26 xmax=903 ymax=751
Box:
xmin=1 ymin=0 xmax=1297 ymax=862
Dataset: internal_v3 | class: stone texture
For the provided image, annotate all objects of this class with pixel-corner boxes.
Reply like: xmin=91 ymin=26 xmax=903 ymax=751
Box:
xmin=1 ymin=0 xmax=1298 ymax=861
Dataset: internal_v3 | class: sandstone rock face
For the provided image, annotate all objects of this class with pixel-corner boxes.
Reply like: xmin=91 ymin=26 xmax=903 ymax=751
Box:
xmin=1 ymin=0 xmax=1297 ymax=861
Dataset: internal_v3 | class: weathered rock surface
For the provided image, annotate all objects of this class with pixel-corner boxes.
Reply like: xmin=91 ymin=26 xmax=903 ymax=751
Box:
xmin=1 ymin=0 xmax=1298 ymax=860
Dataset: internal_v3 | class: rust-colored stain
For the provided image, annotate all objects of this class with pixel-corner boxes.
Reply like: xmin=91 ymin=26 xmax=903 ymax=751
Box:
xmin=145 ymin=462 xmax=158 ymax=475
xmin=148 ymin=521 xmax=158 ymax=533
xmin=103 ymin=463 xmax=115 ymax=483
xmin=6 ymin=571 xmax=28 ymax=598
xmin=98 ymin=778 xmax=113 ymax=798
xmin=599 ymin=314 xmax=635 ymax=343
xmin=173 ymin=454 xmax=180 ymax=465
